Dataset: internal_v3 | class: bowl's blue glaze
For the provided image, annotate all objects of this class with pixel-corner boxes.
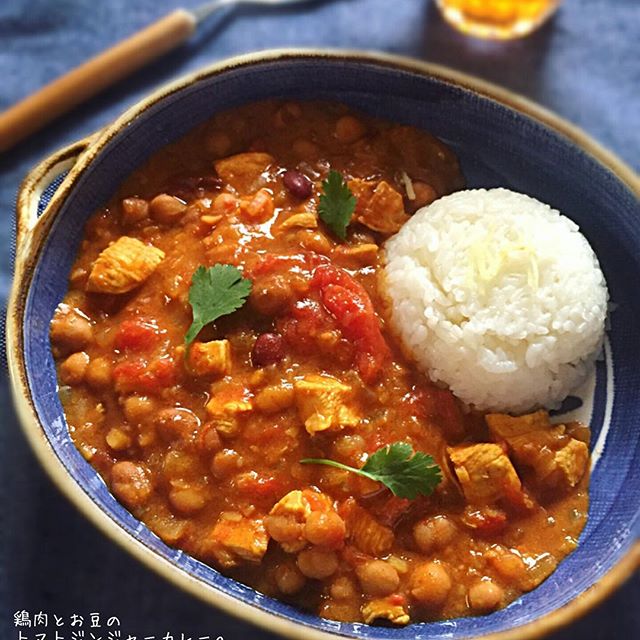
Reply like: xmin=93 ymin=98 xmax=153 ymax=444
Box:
xmin=21 ymin=56 xmax=640 ymax=639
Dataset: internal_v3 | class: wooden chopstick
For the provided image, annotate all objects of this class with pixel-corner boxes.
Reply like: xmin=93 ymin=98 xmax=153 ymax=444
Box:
xmin=0 ymin=9 xmax=197 ymax=153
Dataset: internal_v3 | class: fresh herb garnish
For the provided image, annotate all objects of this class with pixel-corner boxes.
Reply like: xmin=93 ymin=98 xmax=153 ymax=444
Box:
xmin=318 ymin=169 xmax=357 ymax=240
xmin=301 ymin=442 xmax=442 ymax=499
xmin=185 ymin=264 xmax=252 ymax=344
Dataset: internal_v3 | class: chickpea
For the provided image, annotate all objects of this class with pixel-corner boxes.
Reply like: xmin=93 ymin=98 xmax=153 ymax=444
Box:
xmin=121 ymin=197 xmax=149 ymax=225
xmin=292 ymin=138 xmax=320 ymax=159
xmin=296 ymin=547 xmax=339 ymax=580
xmin=329 ymin=576 xmax=357 ymax=601
xmin=85 ymin=356 xmax=112 ymax=389
xmin=105 ymin=427 xmax=132 ymax=451
xmin=333 ymin=434 xmax=365 ymax=464
xmin=356 ymin=560 xmax=400 ymax=597
xmin=303 ymin=511 xmax=346 ymax=549
xmin=169 ymin=486 xmax=207 ymax=514
xmin=335 ymin=115 xmax=366 ymax=144
xmin=249 ymin=275 xmax=293 ymax=316
xmin=150 ymin=515 xmax=188 ymax=545
xmin=50 ymin=305 xmax=93 ymax=352
xmin=413 ymin=516 xmax=458 ymax=554
xmin=149 ymin=193 xmax=187 ymax=224
xmin=410 ymin=561 xmax=452 ymax=608
xmin=155 ymin=407 xmax=200 ymax=441
xmin=273 ymin=102 xmax=302 ymax=128
xmin=111 ymin=461 xmax=152 ymax=509
xmin=264 ymin=514 xmax=304 ymax=546
xmin=59 ymin=351 xmax=90 ymax=385
xmin=489 ymin=550 xmax=528 ymax=587
xmin=468 ymin=579 xmax=504 ymax=613
xmin=122 ymin=395 xmax=156 ymax=424
xmin=211 ymin=448 xmax=243 ymax=478
xmin=207 ymin=131 xmax=232 ymax=158
xmin=163 ymin=450 xmax=200 ymax=482
xmin=274 ymin=562 xmax=306 ymax=595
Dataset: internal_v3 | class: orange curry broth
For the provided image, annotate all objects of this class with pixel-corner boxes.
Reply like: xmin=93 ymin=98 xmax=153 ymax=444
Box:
xmin=50 ymin=100 xmax=589 ymax=625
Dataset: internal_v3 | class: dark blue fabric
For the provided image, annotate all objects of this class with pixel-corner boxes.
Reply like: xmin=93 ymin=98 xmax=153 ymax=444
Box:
xmin=1 ymin=1 xmax=638 ymax=638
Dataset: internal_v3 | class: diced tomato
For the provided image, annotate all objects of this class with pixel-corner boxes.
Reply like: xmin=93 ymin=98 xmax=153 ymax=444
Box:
xmin=278 ymin=299 xmax=334 ymax=354
xmin=462 ymin=506 xmax=508 ymax=537
xmin=114 ymin=319 xmax=162 ymax=352
xmin=388 ymin=594 xmax=406 ymax=606
xmin=249 ymin=253 xmax=279 ymax=276
xmin=407 ymin=386 xmax=465 ymax=437
xmin=197 ymin=422 xmax=222 ymax=453
xmin=311 ymin=264 xmax=390 ymax=383
xmin=244 ymin=420 xmax=287 ymax=447
xmin=235 ymin=473 xmax=284 ymax=500
xmin=375 ymin=495 xmax=411 ymax=528
xmin=247 ymin=251 xmax=327 ymax=278
xmin=304 ymin=490 xmax=332 ymax=512
xmin=433 ymin=388 xmax=464 ymax=432
xmin=363 ymin=431 xmax=388 ymax=453
xmin=113 ymin=355 xmax=176 ymax=394
xmin=341 ymin=543 xmax=370 ymax=567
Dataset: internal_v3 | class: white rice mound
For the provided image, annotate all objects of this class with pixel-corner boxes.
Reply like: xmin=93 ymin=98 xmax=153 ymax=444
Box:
xmin=382 ymin=188 xmax=608 ymax=413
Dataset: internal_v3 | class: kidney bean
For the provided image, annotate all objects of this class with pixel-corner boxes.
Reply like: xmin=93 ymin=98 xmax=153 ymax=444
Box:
xmin=252 ymin=333 xmax=285 ymax=367
xmin=283 ymin=170 xmax=313 ymax=200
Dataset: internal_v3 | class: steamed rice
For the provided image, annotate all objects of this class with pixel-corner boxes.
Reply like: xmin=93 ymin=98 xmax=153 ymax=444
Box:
xmin=382 ymin=188 xmax=608 ymax=413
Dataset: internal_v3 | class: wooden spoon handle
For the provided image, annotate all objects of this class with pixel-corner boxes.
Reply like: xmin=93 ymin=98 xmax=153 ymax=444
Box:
xmin=0 ymin=9 xmax=197 ymax=153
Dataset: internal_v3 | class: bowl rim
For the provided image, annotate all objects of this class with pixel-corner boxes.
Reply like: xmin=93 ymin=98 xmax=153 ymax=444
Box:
xmin=7 ymin=48 xmax=640 ymax=640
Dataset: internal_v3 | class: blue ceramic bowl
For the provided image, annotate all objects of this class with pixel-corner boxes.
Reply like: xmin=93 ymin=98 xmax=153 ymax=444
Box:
xmin=7 ymin=50 xmax=640 ymax=640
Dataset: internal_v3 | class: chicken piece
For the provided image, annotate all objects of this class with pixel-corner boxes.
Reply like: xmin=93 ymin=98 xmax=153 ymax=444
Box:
xmin=239 ymin=188 xmax=274 ymax=223
xmin=349 ymin=179 xmax=376 ymax=211
xmin=361 ymin=596 xmax=410 ymax=626
xmin=348 ymin=179 xmax=409 ymax=234
xmin=214 ymin=152 xmax=274 ymax=193
xmin=205 ymin=386 xmax=252 ymax=437
xmin=279 ymin=212 xmax=318 ymax=230
xmin=271 ymin=490 xmax=312 ymax=519
xmin=86 ymin=236 xmax=165 ymax=294
xmin=486 ymin=410 xmax=551 ymax=439
xmin=254 ymin=385 xmax=295 ymax=414
xmin=206 ymin=512 xmax=269 ymax=568
xmin=448 ymin=443 xmax=531 ymax=509
xmin=267 ymin=488 xmax=333 ymax=552
xmin=294 ymin=374 xmax=360 ymax=435
xmin=333 ymin=243 xmax=379 ymax=267
xmin=188 ymin=340 xmax=231 ymax=377
xmin=341 ymin=498 xmax=394 ymax=556
xmin=554 ymin=438 xmax=589 ymax=488
xmin=514 ymin=434 xmax=588 ymax=490
xmin=486 ymin=411 xmax=589 ymax=491
xmin=271 ymin=489 xmax=333 ymax=518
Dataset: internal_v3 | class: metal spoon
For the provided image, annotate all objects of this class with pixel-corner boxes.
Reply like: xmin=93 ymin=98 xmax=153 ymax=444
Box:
xmin=193 ymin=0 xmax=316 ymax=21
xmin=0 ymin=0 xmax=317 ymax=152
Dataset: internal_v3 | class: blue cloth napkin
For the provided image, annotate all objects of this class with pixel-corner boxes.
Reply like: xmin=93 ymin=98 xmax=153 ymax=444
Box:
xmin=1 ymin=0 xmax=638 ymax=638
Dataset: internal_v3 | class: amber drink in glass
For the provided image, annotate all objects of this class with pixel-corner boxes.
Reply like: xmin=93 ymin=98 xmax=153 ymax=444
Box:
xmin=435 ymin=0 xmax=562 ymax=39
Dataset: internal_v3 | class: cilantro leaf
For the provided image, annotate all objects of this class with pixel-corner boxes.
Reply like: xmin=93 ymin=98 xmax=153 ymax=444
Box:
xmin=185 ymin=264 xmax=252 ymax=344
xmin=318 ymin=169 xmax=357 ymax=240
xmin=301 ymin=442 xmax=442 ymax=500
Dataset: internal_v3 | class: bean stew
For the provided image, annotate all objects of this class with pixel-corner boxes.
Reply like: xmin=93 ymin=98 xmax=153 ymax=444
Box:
xmin=50 ymin=100 xmax=590 ymax=625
